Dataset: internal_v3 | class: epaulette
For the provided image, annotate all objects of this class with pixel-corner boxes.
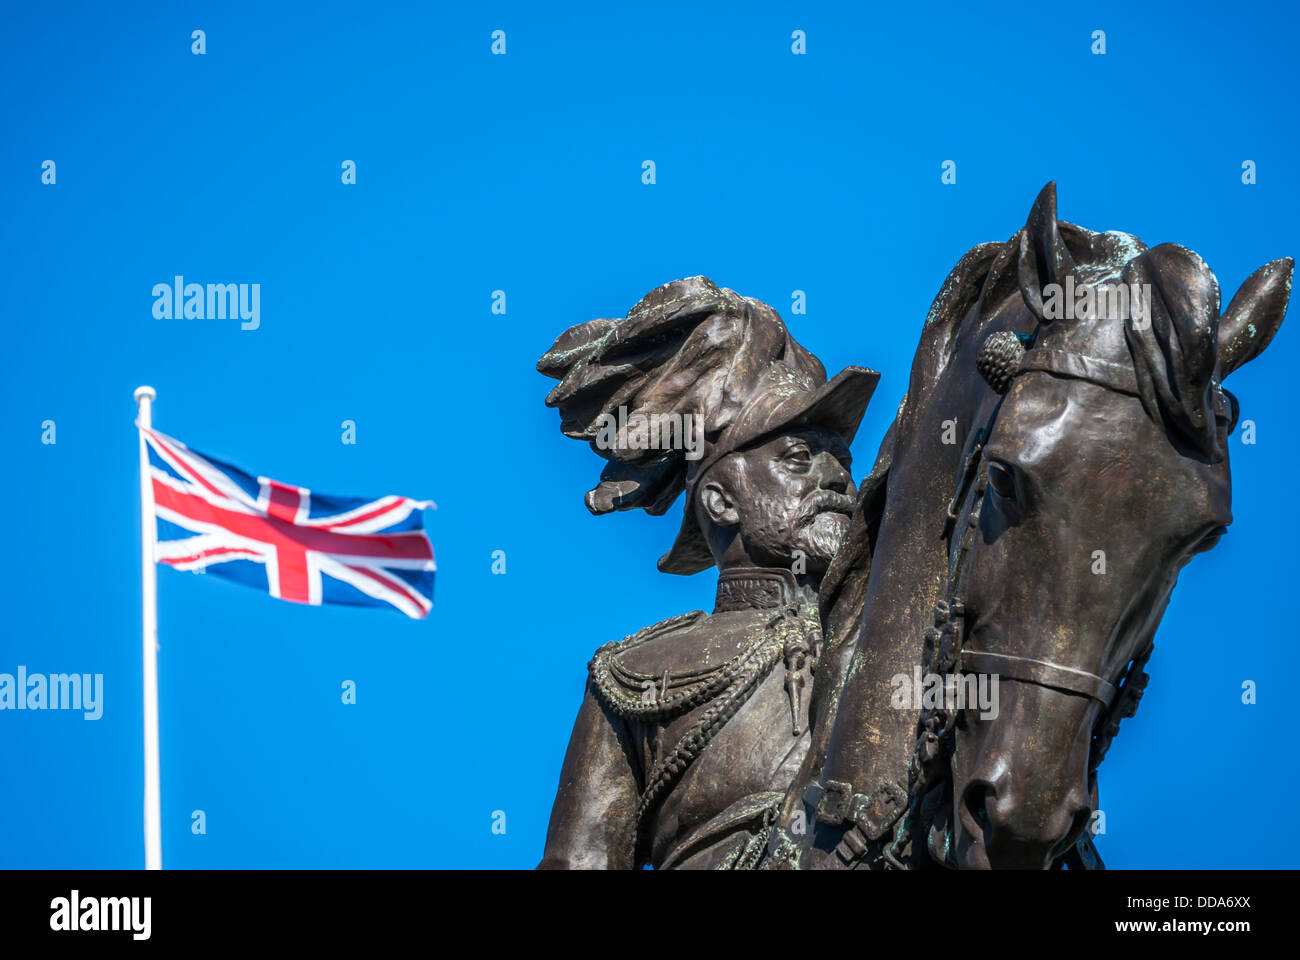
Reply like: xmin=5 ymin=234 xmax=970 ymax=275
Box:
xmin=587 ymin=609 xmax=706 ymax=670
xmin=588 ymin=606 xmax=790 ymax=727
xmin=591 ymin=609 xmax=768 ymax=722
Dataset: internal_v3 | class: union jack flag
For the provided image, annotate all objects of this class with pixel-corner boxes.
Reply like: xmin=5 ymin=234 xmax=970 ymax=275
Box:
xmin=142 ymin=428 xmax=435 ymax=619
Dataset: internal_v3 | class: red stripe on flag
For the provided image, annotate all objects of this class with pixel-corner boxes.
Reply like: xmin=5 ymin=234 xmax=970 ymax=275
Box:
xmin=317 ymin=498 xmax=406 ymax=530
xmin=146 ymin=430 xmax=232 ymax=503
xmin=265 ymin=480 xmax=302 ymax=522
xmin=345 ymin=564 xmax=430 ymax=617
xmin=153 ymin=480 xmax=433 ymax=560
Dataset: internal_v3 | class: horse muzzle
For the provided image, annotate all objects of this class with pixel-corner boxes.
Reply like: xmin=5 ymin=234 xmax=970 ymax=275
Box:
xmin=948 ymin=679 xmax=1098 ymax=869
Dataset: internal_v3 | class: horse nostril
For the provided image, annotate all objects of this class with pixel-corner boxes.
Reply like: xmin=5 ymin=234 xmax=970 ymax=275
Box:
xmin=963 ymin=782 xmax=994 ymax=839
xmin=1052 ymin=807 xmax=1094 ymax=859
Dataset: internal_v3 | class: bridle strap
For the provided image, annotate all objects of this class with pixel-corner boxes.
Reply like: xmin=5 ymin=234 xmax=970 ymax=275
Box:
xmin=960 ymin=649 xmax=1118 ymax=710
xmin=1015 ymin=349 xmax=1141 ymax=398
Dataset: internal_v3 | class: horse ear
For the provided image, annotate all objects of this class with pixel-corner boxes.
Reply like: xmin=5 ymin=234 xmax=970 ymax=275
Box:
xmin=1017 ymin=182 xmax=1076 ymax=321
xmin=1217 ymin=257 xmax=1293 ymax=379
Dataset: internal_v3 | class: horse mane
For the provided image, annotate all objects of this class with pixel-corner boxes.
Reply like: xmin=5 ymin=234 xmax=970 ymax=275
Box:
xmin=1122 ymin=244 xmax=1231 ymax=461
xmin=817 ymin=239 xmax=1003 ymax=639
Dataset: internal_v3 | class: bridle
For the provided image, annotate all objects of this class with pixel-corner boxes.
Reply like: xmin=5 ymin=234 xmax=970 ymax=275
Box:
xmin=880 ymin=327 xmax=1176 ymax=869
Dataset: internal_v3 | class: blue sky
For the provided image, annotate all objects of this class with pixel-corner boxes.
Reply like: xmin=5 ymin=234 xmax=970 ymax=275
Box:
xmin=1 ymin=0 xmax=1296 ymax=868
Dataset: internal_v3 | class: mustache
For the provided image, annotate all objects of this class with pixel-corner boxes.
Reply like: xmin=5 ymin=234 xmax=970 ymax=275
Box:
xmin=794 ymin=489 xmax=857 ymax=528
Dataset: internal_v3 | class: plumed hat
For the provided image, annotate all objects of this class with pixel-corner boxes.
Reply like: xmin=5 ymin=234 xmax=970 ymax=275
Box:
xmin=538 ymin=277 xmax=879 ymax=575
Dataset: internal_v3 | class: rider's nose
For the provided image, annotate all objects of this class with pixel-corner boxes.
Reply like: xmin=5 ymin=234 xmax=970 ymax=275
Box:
xmin=813 ymin=453 xmax=853 ymax=496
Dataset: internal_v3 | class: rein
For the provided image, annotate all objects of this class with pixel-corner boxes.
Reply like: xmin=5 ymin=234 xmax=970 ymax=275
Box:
xmin=880 ymin=329 xmax=1159 ymax=869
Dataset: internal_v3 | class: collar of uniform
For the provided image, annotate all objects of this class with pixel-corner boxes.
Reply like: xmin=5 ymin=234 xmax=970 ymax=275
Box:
xmin=713 ymin=566 xmax=799 ymax=613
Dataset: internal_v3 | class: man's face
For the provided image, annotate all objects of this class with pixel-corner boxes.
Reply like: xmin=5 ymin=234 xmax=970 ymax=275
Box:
xmin=698 ymin=427 xmax=857 ymax=575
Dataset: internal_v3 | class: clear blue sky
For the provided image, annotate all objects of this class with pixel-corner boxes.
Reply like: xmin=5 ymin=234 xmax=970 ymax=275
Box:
xmin=1 ymin=0 xmax=1296 ymax=868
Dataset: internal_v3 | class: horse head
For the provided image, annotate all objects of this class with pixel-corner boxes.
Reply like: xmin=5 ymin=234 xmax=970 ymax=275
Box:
xmin=928 ymin=183 xmax=1291 ymax=868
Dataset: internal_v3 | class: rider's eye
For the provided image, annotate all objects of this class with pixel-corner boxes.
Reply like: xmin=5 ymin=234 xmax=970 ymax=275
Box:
xmin=987 ymin=463 xmax=1017 ymax=501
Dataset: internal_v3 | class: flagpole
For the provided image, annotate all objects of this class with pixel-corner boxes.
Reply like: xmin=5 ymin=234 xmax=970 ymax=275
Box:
xmin=134 ymin=385 xmax=162 ymax=871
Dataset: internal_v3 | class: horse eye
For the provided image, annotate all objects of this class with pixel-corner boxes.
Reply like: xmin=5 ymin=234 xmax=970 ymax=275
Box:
xmin=987 ymin=463 xmax=1017 ymax=500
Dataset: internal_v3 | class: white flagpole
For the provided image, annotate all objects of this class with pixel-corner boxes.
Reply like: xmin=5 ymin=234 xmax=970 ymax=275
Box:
xmin=134 ymin=385 xmax=163 ymax=870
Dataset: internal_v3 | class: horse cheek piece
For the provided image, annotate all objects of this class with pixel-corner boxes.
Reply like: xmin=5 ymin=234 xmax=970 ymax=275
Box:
xmin=859 ymin=183 xmax=1294 ymax=870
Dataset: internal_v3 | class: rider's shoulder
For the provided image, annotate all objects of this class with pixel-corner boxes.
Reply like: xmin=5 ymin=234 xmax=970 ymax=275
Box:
xmin=588 ymin=610 xmax=709 ymax=675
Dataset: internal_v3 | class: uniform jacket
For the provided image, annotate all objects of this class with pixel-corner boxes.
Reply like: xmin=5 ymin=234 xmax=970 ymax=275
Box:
xmin=539 ymin=567 xmax=821 ymax=869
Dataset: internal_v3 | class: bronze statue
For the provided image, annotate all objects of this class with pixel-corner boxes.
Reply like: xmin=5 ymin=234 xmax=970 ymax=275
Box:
xmin=535 ymin=277 xmax=879 ymax=868
xmin=535 ymin=186 xmax=1290 ymax=870
xmin=765 ymin=183 xmax=1292 ymax=870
